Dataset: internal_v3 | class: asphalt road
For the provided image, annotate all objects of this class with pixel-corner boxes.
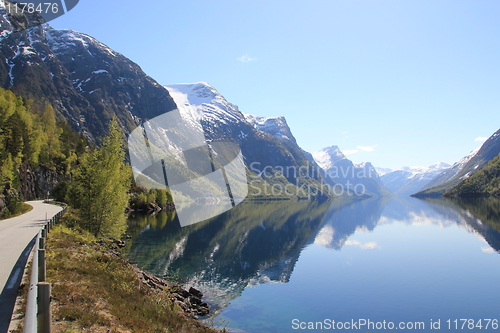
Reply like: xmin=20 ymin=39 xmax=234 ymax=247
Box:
xmin=0 ymin=201 xmax=63 ymax=332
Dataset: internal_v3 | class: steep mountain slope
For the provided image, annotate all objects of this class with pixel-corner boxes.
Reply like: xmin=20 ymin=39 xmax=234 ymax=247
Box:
xmin=414 ymin=128 xmax=500 ymax=197
xmin=444 ymin=153 xmax=500 ymax=197
xmin=380 ymin=163 xmax=450 ymax=196
xmin=313 ymin=146 xmax=391 ymax=196
xmin=0 ymin=1 xmax=177 ymax=140
xmin=419 ymin=148 xmax=479 ymax=192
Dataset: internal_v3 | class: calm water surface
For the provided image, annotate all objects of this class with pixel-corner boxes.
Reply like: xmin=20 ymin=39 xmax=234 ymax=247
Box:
xmin=126 ymin=197 xmax=500 ymax=333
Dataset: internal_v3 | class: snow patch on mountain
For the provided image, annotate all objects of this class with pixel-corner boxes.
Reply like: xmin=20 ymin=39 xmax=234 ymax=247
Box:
xmin=163 ymin=84 xmax=205 ymax=132
xmin=165 ymin=82 xmax=245 ymax=126
xmin=375 ymin=167 xmax=392 ymax=177
xmin=0 ymin=2 xmax=14 ymax=41
xmin=454 ymin=148 xmax=480 ymax=180
xmin=45 ymin=29 xmax=117 ymax=58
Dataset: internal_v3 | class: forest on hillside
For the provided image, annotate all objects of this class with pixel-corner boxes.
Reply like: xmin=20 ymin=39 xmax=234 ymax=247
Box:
xmin=0 ymin=88 xmax=171 ymax=237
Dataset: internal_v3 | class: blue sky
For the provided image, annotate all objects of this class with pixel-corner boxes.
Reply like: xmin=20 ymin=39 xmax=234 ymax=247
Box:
xmin=51 ymin=0 xmax=500 ymax=170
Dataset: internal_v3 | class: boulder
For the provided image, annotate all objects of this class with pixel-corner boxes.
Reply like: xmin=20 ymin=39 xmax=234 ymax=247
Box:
xmin=189 ymin=287 xmax=203 ymax=299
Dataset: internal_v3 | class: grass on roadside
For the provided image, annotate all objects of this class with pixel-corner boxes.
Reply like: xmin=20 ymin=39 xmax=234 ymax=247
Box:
xmin=0 ymin=202 xmax=33 ymax=220
xmin=45 ymin=223 xmax=221 ymax=333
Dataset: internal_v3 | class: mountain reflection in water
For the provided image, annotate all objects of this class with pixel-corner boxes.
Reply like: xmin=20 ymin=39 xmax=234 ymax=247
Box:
xmin=125 ymin=196 xmax=500 ymax=332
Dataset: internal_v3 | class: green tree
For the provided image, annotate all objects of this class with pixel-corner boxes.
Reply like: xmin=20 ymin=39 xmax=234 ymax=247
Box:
xmin=147 ymin=189 xmax=157 ymax=206
xmin=155 ymin=189 xmax=168 ymax=207
xmin=39 ymin=104 xmax=63 ymax=167
xmin=0 ymin=153 xmax=15 ymax=189
xmin=68 ymin=118 xmax=130 ymax=238
xmin=4 ymin=110 xmax=25 ymax=159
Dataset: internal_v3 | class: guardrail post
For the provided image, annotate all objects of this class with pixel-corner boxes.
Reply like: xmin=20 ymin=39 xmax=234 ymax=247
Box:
xmin=37 ymin=282 xmax=52 ymax=333
xmin=39 ymin=236 xmax=45 ymax=250
xmin=38 ymin=249 xmax=46 ymax=282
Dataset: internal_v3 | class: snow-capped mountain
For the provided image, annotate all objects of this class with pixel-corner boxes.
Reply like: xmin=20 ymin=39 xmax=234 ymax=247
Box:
xmin=162 ymin=82 xmax=329 ymax=197
xmin=313 ymin=146 xmax=390 ymax=196
xmin=242 ymin=113 xmax=297 ymax=146
xmin=166 ymin=82 xmax=246 ymax=127
xmin=0 ymin=5 xmax=177 ymax=140
xmin=313 ymin=145 xmax=347 ymax=169
xmin=415 ymin=128 xmax=500 ymax=197
xmin=380 ymin=163 xmax=450 ymax=196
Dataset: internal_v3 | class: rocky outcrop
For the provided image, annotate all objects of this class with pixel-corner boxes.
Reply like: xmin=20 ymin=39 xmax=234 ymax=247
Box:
xmin=0 ymin=194 xmax=7 ymax=213
xmin=18 ymin=163 xmax=63 ymax=200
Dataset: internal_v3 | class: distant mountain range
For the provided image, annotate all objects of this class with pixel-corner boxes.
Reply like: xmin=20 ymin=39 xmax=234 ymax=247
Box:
xmin=313 ymin=146 xmax=390 ymax=197
xmin=314 ymin=127 xmax=500 ymax=198
xmin=379 ymin=163 xmax=450 ymax=196
xmin=311 ymin=146 xmax=454 ymax=197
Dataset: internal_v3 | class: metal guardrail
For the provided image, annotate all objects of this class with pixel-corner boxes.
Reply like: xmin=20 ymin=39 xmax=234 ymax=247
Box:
xmin=23 ymin=232 xmax=39 ymax=333
xmin=23 ymin=201 xmax=67 ymax=333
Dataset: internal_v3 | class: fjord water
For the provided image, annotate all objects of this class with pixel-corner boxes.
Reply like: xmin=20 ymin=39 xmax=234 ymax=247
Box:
xmin=126 ymin=197 xmax=500 ymax=333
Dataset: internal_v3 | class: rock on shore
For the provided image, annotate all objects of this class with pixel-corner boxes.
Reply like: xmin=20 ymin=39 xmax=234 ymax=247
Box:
xmin=137 ymin=270 xmax=210 ymax=318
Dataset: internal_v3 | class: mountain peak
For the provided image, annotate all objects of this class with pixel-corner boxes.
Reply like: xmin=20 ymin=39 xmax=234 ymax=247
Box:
xmin=429 ymin=162 xmax=451 ymax=170
xmin=313 ymin=146 xmax=346 ymax=167
xmin=313 ymin=145 xmax=390 ymax=196
xmin=165 ymin=82 xmax=245 ymax=127
xmin=242 ymin=113 xmax=297 ymax=145
xmin=166 ymin=82 xmax=221 ymax=106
